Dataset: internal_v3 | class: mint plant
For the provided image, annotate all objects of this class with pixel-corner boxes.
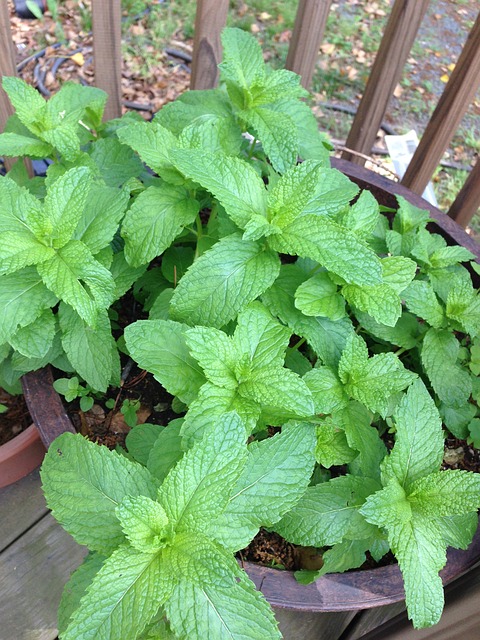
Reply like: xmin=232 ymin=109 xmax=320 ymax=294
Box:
xmin=41 ymin=413 xmax=315 ymax=639
xmin=0 ymin=23 xmax=478 ymax=638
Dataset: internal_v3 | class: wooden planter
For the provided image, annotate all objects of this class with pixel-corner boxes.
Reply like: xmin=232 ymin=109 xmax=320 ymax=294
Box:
xmin=21 ymin=162 xmax=480 ymax=639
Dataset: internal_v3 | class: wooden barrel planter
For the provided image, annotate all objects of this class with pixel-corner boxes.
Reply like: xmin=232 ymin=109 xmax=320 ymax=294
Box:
xmin=21 ymin=162 xmax=480 ymax=640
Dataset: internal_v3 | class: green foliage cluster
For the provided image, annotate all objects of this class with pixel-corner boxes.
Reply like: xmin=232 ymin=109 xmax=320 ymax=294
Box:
xmin=1 ymin=27 xmax=480 ymax=640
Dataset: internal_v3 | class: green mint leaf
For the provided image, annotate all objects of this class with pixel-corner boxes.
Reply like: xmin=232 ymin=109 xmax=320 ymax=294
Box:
xmin=211 ymin=423 xmax=316 ymax=551
xmin=0 ymin=267 xmax=57 ymax=344
xmin=269 ymin=214 xmax=382 ymax=286
xmin=41 ymin=124 xmax=81 ymax=162
xmin=303 ymin=366 xmax=348 ymax=414
xmin=170 ymin=234 xmax=280 ymax=328
xmin=42 ymin=167 xmax=92 ymax=249
xmin=126 ymin=424 xmax=165 ymax=466
xmin=342 ymin=281 xmax=402 ymax=327
xmin=435 ymin=513 xmax=479 ymax=549
xmin=178 ymin=114 xmax=243 ymax=157
xmin=2 ymin=76 xmax=45 ymax=133
xmin=90 ymin=137 xmax=145 ymax=188
xmin=147 ymin=419 xmax=184 ymax=483
xmin=338 ymin=333 xmax=417 ymax=415
xmin=41 ymin=432 xmax=158 ymax=554
xmin=243 ymin=106 xmax=298 ymax=173
xmin=161 ymin=531 xmax=239 ymax=588
xmin=165 ymin=571 xmax=281 ymax=640
xmin=125 ymin=319 xmax=206 ymax=405
xmin=116 ymin=120 xmax=179 ymax=179
xmin=234 ymin=301 xmax=291 ymax=371
xmin=37 ymin=240 xmax=115 ymax=326
xmin=337 ymin=189 xmax=380 ymax=238
xmin=251 ymin=68 xmax=308 ymax=105
xmin=0 ymin=131 xmax=52 ymax=158
xmin=409 ymin=470 xmax=480 ymax=517
xmin=181 ymin=383 xmax=261 ymax=447
xmin=171 ymin=149 xmax=267 ymax=230
xmin=315 ymin=416 xmax=357 ymax=467
xmin=340 ymin=402 xmax=386 ymax=480
xmin=220 ymin=27 xmax=266 ymax=93
xmin=445 ymin=277 xmax=480 ymax=336
xmin=185 ymin=326 xmax=239 ymax=389
xmin=154 ymin=89 xmax=234 ymax=135
xmin=267 ymin=160 xmax=326 ymax=228
xmin=403 ymin=280 xmax=445 ymax=328
xmin=59 ymin=304 xmax=118 ymax=392
xmin=158 ymin=412 xmax=248 ymax=534
xmin=429 ymin=245 xmax=475 ymax=268
xmin=44 ymin=81 xmax=107 ymax=131
xmin=63 ymin=545 xmax=167 ymax=640
xmin=9 ymin=308 xmax=55 ymax=359
xmin=58 ymin=552 xmax=105 ymax=635
xmin=421 ymin=328 xmax=472 ymax=408
xmin=355 ymin=310 xmax=421 ymax=350
xmin=122 ymin=184 xmax=199 ymax=267
xmin=383 ymin=379 xmax=444 ymax=491
xmin=240 ymin=365 xmax=315 ymax=424
xmin=294 ymin=272 xmax=346 ymax=320
xmin=301 ymin=167 xmax=359 ymax=217
xmin=393 ymin=196 xmax=431 ymax=234
xmin=116 ymin=495 xmax=170 ymax=553
xmin=440 ymin=402 xmax=477 ymax=439
xmin=381 ymin=256 xmax=418 ymax=293
xmin=262 ymin=264 xmax=353 ymax=367
xmin=360 ymin=483 xmax=446 ymax=628
xmin=161 ymin=246 xmax=195 ymax=283
xmin=274 ymin=475 xmax=380 ymax=547
xmin=109 ymin=251 xmax=147 ymax=301
xmin=74 ymin=184 xmax=130 ymax=255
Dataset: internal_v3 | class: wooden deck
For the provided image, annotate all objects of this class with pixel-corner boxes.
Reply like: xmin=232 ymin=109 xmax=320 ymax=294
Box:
xmin=2 ymin=467 xmax=480 ymax=640
xmin=0 ymin=469 xmax=86 ymax=640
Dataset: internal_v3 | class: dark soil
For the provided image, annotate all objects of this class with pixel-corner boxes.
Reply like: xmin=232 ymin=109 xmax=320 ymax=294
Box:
xmin=0 ymin=389 xmax=32 ymax=446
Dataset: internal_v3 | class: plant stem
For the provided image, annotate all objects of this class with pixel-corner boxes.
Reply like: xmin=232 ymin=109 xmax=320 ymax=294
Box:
xmin=288 ymin=337 xmax=306 ymax=353
xmin=248 ymin=137 xmax=258 ymax=159
xmin=194 ymin=214 xmax=203 ymax=260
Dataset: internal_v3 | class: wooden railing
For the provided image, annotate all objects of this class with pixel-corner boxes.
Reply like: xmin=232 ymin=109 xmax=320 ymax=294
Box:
xmin=1 ymin=0 xmax=479 ymax=227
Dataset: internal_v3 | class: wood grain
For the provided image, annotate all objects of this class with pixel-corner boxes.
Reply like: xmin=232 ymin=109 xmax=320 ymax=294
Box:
xmin=402 ymin=11 xmax=480 ymax=198
xmin=448 ymin=158 xmax=480 ymax=228
xmin=91 ymin=0 xmax=122 ymax=120
xmin=0 ymin=469 xmax=48 ymax=552
xmin=342 ymin=0 xmax=429 ymax=164
xmin=190 ymin=0 xmax=229 ymax=90
xmin=285 ymin=0 xmax=333 ymax=89
xmin=0 ymin=513 xmax=86 ymax=640
xmin=0 ymin=0 xmax=21 ymax=171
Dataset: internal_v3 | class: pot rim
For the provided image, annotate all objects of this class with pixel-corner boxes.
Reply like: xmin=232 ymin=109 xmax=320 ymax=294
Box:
xmin=21 ymin=161 xmax=480 ymax=610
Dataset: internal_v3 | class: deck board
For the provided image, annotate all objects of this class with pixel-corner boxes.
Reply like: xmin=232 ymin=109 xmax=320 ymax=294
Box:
xmin=0 ymin=471 xmax=86 ymax=640
xmin=0 ymin=469 xmax=48 ymax=552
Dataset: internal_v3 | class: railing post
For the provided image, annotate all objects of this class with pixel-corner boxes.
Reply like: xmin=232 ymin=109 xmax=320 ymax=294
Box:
xmin=190 ymin=0 xmax=229 ymax=90
xmin=0 ymin=0 xmax=32 ymax=174
xmin=402 ymin=11 xmax=480 ymax=197
xmin=91 ymin=0 xmax=122 ymax=120
xmin=447 ymin=159 xmax=480 ymax=229
xmin=285 ymin=0 xmax=333 ymax=89
xmin=342 ymin=0 xmax=429 ymax=164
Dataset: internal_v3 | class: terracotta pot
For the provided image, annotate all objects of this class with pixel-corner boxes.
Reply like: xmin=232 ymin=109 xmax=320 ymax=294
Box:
xmin=21 ymin=161 xmax=480 ymax=637
xmin=0 ymin=422 xmax=45 ymax=488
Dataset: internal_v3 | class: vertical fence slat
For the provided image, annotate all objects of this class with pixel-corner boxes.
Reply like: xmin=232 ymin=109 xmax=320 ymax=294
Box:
xmin=447 ymin=159 xmax=480 ymax=228
xmin=402 ymin=11 xmax=480 ymax=197
xmin=190 ymin=0 xmax=229 ymax=90
xmin=0 ymin=0 xmax=32 ymax=175
xmin=285 ymin=0 xmax=333 ymax=89
xmin=91 ymin=0 xmax=122 ymax=120
xmin=342 ymin=0 xmax=429 ymax=164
